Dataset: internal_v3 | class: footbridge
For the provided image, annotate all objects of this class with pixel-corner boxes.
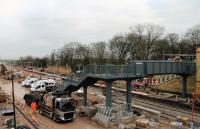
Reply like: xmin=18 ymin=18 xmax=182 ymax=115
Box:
xmin=53 ymin=60 xmax=195 ymax=111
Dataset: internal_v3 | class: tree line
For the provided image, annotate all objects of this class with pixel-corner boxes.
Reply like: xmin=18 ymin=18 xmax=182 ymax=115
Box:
xmin=16 ymin=56 xmax=48 ymax=68
xmin=17 ymin=23 xmax=200 ymax=71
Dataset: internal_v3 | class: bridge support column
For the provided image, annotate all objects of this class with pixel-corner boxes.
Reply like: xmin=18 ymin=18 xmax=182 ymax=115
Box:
xmin=106 ymin=81 xmax=112 ymax=108
xmin=126 ymin=80 xmax=132 ymax=112
xmin=182 ymin=75 xmax=187 ymax=98
xmin=196 ymin=45 xmax=200 ymax=99
xmin=164 ymin=75 xmax=167 ymax=82
xmin=160 ymin=77 xmax=162 ymax=84
xmin=83 ymin=86 xmax=88 ymax=106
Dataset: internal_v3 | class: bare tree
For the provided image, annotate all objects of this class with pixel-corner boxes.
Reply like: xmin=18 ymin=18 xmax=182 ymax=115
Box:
xmin=109 ymin=34 xmax=129 ymax=63
xmin=127 ymin=24 xmax=145 ymax=60
xmin=61 ymin=42 xmax=81 ymax=70
xmin=127 ymin=24 xmax=164 ymax=60
xmin=144 ymin=24 xmax=165 ymax=60
xmin=79 ymin=45 xmax=92 ymax=65
xmin=166 ymin=33 xmax=179 ymax=47
xmin=185 ymin=24 xmax=200 ymax=45
xmin=57 ymin=42 xmax=93 ymax=71
xmin=92 ymin=42 xmax=107 ymax=64
xmin=154 ymin=39 xmax=170 ymax=59
xmin=164 ymin=33 xmax=180 ymax=53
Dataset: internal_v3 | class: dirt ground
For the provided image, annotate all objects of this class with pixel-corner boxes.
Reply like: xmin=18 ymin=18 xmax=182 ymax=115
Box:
xmin=0 ymin=76 xmax=117 ymax=129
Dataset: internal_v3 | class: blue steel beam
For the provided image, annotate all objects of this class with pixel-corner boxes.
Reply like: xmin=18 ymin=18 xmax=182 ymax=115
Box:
xmin=126 ymin=80 xmax=132 ymax=112
xmin=182 ymin=76 xmax=187 ymax=98
xmin=83 ymin=86 xmax=88 ymax=106
xmin=106 ymin=81 xmax=112 ymax=108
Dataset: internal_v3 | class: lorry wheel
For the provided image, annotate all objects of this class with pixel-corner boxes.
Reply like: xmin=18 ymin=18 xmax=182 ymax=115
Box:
xmin=38 ymin=109 xmax=43 ymax=115
xmin=52 ymin=114 xmax=57 ymax=122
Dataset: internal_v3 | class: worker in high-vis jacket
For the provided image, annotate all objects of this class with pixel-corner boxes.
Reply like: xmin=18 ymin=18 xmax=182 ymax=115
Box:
xmin=30 ymin=101 xmax=38 ymax=123
xmin=31 ymin=101 xmax=37 ymax=113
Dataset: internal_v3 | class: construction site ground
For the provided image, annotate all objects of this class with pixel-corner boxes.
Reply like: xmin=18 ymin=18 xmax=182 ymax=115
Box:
xmin=0 ymin=77 xmax=116 ymax=129
xmin=0 ymin=69 xmax=186 ymax=129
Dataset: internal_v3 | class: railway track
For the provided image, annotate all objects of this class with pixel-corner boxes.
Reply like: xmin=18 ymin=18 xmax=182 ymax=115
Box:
xmin=88 ymin=86 xmax=200 ymax=126
xmin=132 ymin=98 xmax=200 ymax=124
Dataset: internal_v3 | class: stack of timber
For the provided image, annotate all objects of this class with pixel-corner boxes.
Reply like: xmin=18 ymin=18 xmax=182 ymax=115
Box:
xmin=47 ymin=65 xmax=71 ymax=76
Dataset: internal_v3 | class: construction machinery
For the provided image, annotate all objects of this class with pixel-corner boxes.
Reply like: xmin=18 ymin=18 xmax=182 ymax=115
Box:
xmin=24 ymin=92 xmax=76 ymax=122
xmin=0 ymin=64 xmax=7 ymax=75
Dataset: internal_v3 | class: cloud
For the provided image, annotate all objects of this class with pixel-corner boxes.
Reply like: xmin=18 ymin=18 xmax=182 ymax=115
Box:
xmin=0 ymin=0 xmax=199 ymax=59
xmin=146 ymin=0 xmax=200 ymax=33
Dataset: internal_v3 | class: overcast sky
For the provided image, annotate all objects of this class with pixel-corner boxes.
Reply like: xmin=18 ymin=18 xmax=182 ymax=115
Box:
xmin=0 ymin=0 xmax=199 ymax=59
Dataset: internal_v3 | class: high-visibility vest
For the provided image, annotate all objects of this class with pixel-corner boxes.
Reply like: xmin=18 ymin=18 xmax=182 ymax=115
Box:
xmin=31 ymin=102 xmax=36 ymax=112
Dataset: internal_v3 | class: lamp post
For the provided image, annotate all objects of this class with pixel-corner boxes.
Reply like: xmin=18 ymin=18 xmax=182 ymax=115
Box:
xmin=11 ymin=72 xmax=17 ymax=128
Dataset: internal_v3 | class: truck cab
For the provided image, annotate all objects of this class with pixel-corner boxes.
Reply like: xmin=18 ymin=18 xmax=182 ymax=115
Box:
xmin=54 ymin=97 xmax=76 ymax=121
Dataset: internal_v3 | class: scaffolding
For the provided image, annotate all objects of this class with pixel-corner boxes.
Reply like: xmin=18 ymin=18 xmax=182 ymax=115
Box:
xmin=162 ymin=50 xmax=196 ymax=61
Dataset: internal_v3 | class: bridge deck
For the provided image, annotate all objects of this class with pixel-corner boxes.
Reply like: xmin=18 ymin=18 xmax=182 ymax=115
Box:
xmin=53 ymin=61 xmax=195 ymax=93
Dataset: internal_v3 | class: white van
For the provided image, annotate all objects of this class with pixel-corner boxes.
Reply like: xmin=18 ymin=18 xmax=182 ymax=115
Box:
xmin=43 ymin=79 xmax=55 ymax=88
xmin=22 ymin=77 xmax=39 ymax=87
xmin=31 ymin=80 xmax=44 ymax=89
xmin=31 ymin=83 xmax=46 ymax=92
xmin=30 ymin=79 xmax=55 ymax=92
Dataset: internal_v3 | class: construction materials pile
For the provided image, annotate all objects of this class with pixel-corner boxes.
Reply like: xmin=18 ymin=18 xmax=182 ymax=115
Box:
xmin=0 ymin=89 xmax=6 ymax=103
xmin=170 ymin=116 xmax=193 ymax=129
xmin=77 ymin=106 xmax=97 ymax=118
xmin=89 ymin=102 xmax=167 ymax=129
xmin=0 ymin=64 xmax=8 ymax=75
xmin=117 ymin=113 xmax=153 ymax=129
xmin=47 ymin=65 xmax=71 ymax=76
xmin=135 ymin=119 xmax=149 ymax=129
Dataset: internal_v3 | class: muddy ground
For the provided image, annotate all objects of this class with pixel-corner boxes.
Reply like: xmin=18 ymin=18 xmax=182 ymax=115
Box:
xmin=0 ymin=76 xmax=115 ymax=129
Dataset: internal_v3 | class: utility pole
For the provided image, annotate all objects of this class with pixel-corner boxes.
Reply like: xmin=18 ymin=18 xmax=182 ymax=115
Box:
xmin=11 ymin=72 xmax=17 ymax=128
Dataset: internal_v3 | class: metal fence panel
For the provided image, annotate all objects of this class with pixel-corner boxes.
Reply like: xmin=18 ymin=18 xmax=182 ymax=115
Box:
xmin=135 ymin=62 xmax=144 ymax=75
xmin=105 ymin=64 xmax=116 ymax=74
xmin=160 ymin=62 xmax=166 ymax=73
xmin=124 ymin=63 xmax=136 ymax=75
xmin=147 ymin=62 xmax=154 ymax=74
xmin=172 ymin=62 xmax=178 ymax=73
xmin=153 ymin=62 xmax=160 ymax=74
xmin=84 ymin=61 xmax=195 ymax=76
xmin=166 ymin=62 xmax=171 ymax=73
